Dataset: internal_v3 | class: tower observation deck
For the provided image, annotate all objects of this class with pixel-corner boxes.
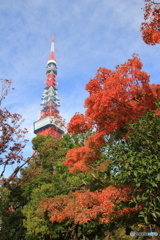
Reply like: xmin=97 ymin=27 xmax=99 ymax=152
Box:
xmin=33 ymin=39 xmax=64 ymax=139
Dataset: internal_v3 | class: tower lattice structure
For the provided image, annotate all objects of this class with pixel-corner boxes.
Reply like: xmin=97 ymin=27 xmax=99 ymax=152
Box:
xmin=33 ymin=39 xmax=64 ymax=139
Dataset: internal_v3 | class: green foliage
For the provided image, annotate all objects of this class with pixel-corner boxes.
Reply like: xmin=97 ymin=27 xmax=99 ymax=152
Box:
xmin=108 ymin=111 xmax=160 ymax=225
xmin=0 ymin=209 xmax=26 ymax=240
xmin=0 ymin=181 xmax=28 ymax=239
xmin=0 ymin=186 xmax=10 ymax=214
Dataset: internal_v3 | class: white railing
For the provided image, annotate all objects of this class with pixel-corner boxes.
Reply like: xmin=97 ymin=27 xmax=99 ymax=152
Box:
xmin=34 ymin=116 xmax=65 ymax=133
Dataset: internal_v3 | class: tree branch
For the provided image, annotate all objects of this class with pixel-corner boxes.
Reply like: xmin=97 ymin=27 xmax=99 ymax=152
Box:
xmin=0 ymin=163 xmax=7 ymax=177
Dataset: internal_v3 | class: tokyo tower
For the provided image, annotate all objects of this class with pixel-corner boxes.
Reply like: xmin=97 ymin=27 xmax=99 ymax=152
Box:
xmin=33 ymin=39 xmax=64 ymax=139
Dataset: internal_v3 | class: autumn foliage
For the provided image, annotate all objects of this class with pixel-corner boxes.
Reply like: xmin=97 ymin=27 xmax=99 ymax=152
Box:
xmin=141 ymin=0 xmax=160 ymax=45
xmin=84 ymin=55 xmax=159 ymax=132
xmin=0 ymin=79 xmax=28 ymax=177
xmin=39 ymin=186 xmax=137 ymax=224
xmin=66 ymin=55 xmax=160 ymax=173
xmin=67 ymin=113 xmax=92 ymax=135
xmin=64 ymin=132 xmax=106 ymax=173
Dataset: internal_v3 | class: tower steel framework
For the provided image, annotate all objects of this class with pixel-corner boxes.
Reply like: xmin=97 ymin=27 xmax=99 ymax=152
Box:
xmin=33 ymin=39 xmax=64 ymax=139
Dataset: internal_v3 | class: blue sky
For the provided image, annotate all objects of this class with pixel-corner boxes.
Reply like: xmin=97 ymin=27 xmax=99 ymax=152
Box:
xmin=0 ymin=0 xmax=160 ymax=176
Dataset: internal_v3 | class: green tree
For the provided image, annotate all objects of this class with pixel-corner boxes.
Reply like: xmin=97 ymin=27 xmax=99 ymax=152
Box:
xmin=108 ymin=109 xmax=160 ymax=228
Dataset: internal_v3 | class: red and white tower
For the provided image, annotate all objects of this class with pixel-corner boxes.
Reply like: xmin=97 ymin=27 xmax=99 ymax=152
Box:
xmin=33 ymin=39 xmax=64 ymax=139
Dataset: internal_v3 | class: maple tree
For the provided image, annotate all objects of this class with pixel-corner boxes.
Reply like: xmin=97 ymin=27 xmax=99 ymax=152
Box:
xmin=141 ymin=0 xmax=160 ymax=45
xmin=67 ymin=113 xmax=93 ymax=135
xmin=0 ymin=79 xmax=28 ymax=177
xmin=66 ymin=55 xmax=160 ymax=173
xmin=39 ymin=186 xmax=138 ymax=224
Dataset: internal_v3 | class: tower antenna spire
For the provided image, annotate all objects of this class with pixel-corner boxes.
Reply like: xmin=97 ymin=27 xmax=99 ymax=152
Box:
xmin=49 ymin=38 xmax=55 ymax=60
